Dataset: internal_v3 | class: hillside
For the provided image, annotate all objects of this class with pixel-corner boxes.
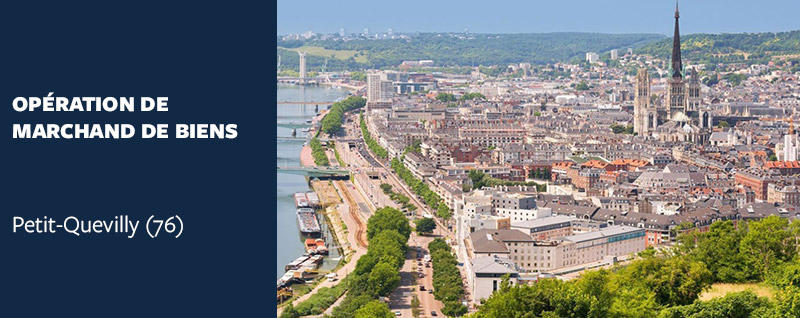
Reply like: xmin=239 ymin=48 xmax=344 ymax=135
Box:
xmin=277 ymin=32 xmax=665 ymax=71
xmin=637 ymin=30 xmax=800 ymax=65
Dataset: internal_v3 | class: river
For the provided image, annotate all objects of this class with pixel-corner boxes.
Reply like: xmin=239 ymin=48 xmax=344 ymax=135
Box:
xmin=276 ymin=84 xmax=350 ymax=279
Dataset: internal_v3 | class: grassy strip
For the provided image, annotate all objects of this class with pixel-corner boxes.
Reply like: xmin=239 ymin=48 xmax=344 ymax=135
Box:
xmin=309 ymin=138 xmax=329 ymax=166
xmin=321 ymin=96 xmax=365 ymax=135
xmin=390 ymin=157 xmax=451 ymax=219
xmin=428 ymin=238 xmax=468 ymax=317
xmin=359 ymin=113 xmax=388 ymax=159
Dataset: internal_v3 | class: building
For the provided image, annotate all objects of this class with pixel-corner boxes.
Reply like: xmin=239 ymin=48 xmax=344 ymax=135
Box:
xmin=559 ymin=226 xmax=646 ymax=267
xmin=783 ymin=120 xmax=799 ymax=161
xmin=637 ymin=3 xmax=712 ymax=143
xmin=469 ymin=229 xmax=537 ymax=272
xmin=610 ymin=49 xmax=619 ymax=60
xmin=367 ymin=73 xmax=393 ymax=109
xmin=511 ymin=215 xmax=575 ymax=241
xmin=471 ymin=256 xmax=519 ymax=304
xmin=633 ymin=68 xmax=656 ymax=135
xmin=496 ymin=207 xmax=552 ymax=222
xmin=585 ymin=52 xmax=599 ymax=64
xmin=298 ymin=51 xmax=307 ymax=81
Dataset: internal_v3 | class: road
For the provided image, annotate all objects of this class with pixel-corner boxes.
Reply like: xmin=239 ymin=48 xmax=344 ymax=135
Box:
xmin=332 ymin=113 xmax=467 ymax=317
xmin=276 ymin=150 xmax=371 ymax=317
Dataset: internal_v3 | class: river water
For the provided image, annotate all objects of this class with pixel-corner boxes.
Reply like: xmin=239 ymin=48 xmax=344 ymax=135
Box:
xmin=276 ymin=84 xmax=350 ymax=279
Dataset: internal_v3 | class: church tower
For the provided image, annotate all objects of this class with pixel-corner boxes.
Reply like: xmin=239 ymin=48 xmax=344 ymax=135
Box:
xmin=687 ymin=68 xmax=701 ymax=113
xmin=634 ymin=68 xmax=655 ymax=135
xmin=666 ymin=2 xmax=688 ymax=119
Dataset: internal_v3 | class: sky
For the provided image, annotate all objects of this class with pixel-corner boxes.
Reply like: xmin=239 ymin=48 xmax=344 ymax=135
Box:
xmin=277 ymin=0 xmax=800 ymax=36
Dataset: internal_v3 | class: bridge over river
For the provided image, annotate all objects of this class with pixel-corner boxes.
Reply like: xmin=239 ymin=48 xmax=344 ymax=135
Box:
xmin=276 ymin=166 xmax=350 ymax=179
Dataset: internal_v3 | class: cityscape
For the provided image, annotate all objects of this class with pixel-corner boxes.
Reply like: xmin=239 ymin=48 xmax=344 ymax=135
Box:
xmin=277 ymin=2 xmax=800 ymax=318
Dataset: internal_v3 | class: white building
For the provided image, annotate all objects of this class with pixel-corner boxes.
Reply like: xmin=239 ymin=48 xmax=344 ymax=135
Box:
xmin=610 ymin=49 xmax=619 ymax=60
xmin=471 ymin=256 xmax=519 ymax=304
xmin=784 ymin=128 xmax=799 ymax=162
xmin=298 ymin=51 xmax=307 ymax=80
xmin=496 ymin=207 xmax=552 ymax=222
xmin=585 ymin=52 xmax=599 ymax=64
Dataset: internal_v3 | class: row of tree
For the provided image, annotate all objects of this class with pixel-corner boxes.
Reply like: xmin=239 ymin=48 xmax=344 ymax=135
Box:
xmin=359 ymin=113 xmax=388 ymax=159
xmin=428 ymin=238 xmax=468 ymax=317
xmin=379 ymin=183 xmax=416 ymax=213
xmin=468 ymin=216 xmax=800 ymax=317
xmin=528 ymin=167 xmax=551 ymax=180
xmin=283 ymin=207 xmax=411 ymax=318
xmin=390 ymin=156 xmax=451 ymax=219
xmin=435 ymin=92 xmax=486 ymax=103
xmin=321 ymin=96 xmax=365 ymax=136
xmin=309 ymin=138 xmax=329 ymax=166
xmin=467 ymin=170 xmax=546 ymax=193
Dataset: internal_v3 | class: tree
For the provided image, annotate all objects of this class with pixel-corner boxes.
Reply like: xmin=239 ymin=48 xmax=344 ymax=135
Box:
xmin=679 ymin=220 xmax=755 ymax=283
xmin=367 ymin=207 xmax=411 ymax=241
xmin=279 ymin=303 xmax=300 ymax=318
xmin=740 ymin=215 xmax=796 ymax=278
xmin=441 ymin=300 xmax=468 ymax=317
xmin=354 ymin=300 xmax=394 ymax=318
xmin=415 ymin=218 xmax=436 ymax=234
xmin=435 ymin=92 xmax=457 ymax=102
xmin=368 ymin=261 xmax=401 ymax=297
xmin=717 ymin=120 xmax=730 ymax=129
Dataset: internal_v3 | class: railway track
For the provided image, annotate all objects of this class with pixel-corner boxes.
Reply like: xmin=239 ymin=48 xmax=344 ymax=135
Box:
xmin=336 ymin=181 xmax=368 ymax=249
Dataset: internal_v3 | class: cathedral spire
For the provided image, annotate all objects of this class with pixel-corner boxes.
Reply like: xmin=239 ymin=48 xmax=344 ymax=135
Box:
xmin=671 ymin=1 xmax=683 ymax=79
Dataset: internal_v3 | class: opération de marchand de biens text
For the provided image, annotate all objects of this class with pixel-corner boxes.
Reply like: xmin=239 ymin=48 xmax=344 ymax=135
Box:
xmin=11 ymin=93 xmax=237 ymax=139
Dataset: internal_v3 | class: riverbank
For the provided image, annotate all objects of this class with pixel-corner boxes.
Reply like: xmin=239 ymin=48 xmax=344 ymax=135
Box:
xmin=300 ymin=145 xmax=313 ymax=167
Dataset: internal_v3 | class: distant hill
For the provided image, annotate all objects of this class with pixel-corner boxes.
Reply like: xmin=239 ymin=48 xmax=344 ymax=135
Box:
xmin=637 ymin=30 xmax=800 ymax=65
xmin=277 ymin=32 xmax=665 ymax=71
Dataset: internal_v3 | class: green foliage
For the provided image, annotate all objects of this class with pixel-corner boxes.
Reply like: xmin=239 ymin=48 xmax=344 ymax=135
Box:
xmin=528 ymin=167 xmax=551 ymax=180
xmin=612 ymin=256 xmax=713 ymax=307
xmin=391 ymin=157 xmax=451 ymax=219
xmin=309 ymin=138 xmax=329 ymax=166
xmin=405 ymin=139 xmax=422 ymax=155
xmin=575 ymin=81 xmax=590 ymax=91
xmin=428 ymin=238 xmax=467 ymax=316
xmin=330 ymin=206 xmax=410 ymax=318
xmin=369 ymin=260 xmax=401 ymax=296
xmin=469 ymin=169 xmax=545 ymax=191
xmin=717 ymin=120 xmax=730 ymax=129
xmin=355 ymin=300 xmax=394 ymax=318
xmin=279 ymin=33 xmax=664 ymax=71
xmin=367 ymin=207 xmax=412 ymax=242
xmin=436 ymin=92 xmax=457 ymax=102
xmin=290 ymin=279 xmax=349 ymax=316
xmin=657 ymin=291 xmax=773 ymax=318
xmin=678 ymin=221 xmax=756 ymax=283
xmin=460 ymin=92 xmax=486 ymax=101
xmin=350 ymin=71 xmax=366 ymax=81
xmin=279 ymin=303 xmax=299 ymax=318
xmin=470 ymin=216 xmax=800 ymax=318
xmin=610 ymin=123 xmax=634 ymax=134
xmin=360 ymin=113 xmax=388 ymax=159
xmin=740 ymin=216 xmax=796 ymax=278
xmin=322 ymin=96 xmax=366 ymax=135
xmin=723 ymin=73 xmax=748 ymax=87
xmin=637 ymin=30 xmax=800 ymax=65
xmin=414 ymin=217 xmax=436 ymax=234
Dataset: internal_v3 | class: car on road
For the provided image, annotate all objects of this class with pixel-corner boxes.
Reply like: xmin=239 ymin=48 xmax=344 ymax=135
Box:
xmin=418 ymin=272 xmax=424 ymax=278
xmin=419 ymin=285 xmax=425 ymax=291
xmin=431 ymin=311 xmax=437 ymax=316
xmin=395 ymin=311 xmax=401 ymax=316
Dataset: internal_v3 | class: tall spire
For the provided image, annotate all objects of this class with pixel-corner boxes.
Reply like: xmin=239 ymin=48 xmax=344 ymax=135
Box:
xmin=671 ymin=1 xmax=683 ymax=79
